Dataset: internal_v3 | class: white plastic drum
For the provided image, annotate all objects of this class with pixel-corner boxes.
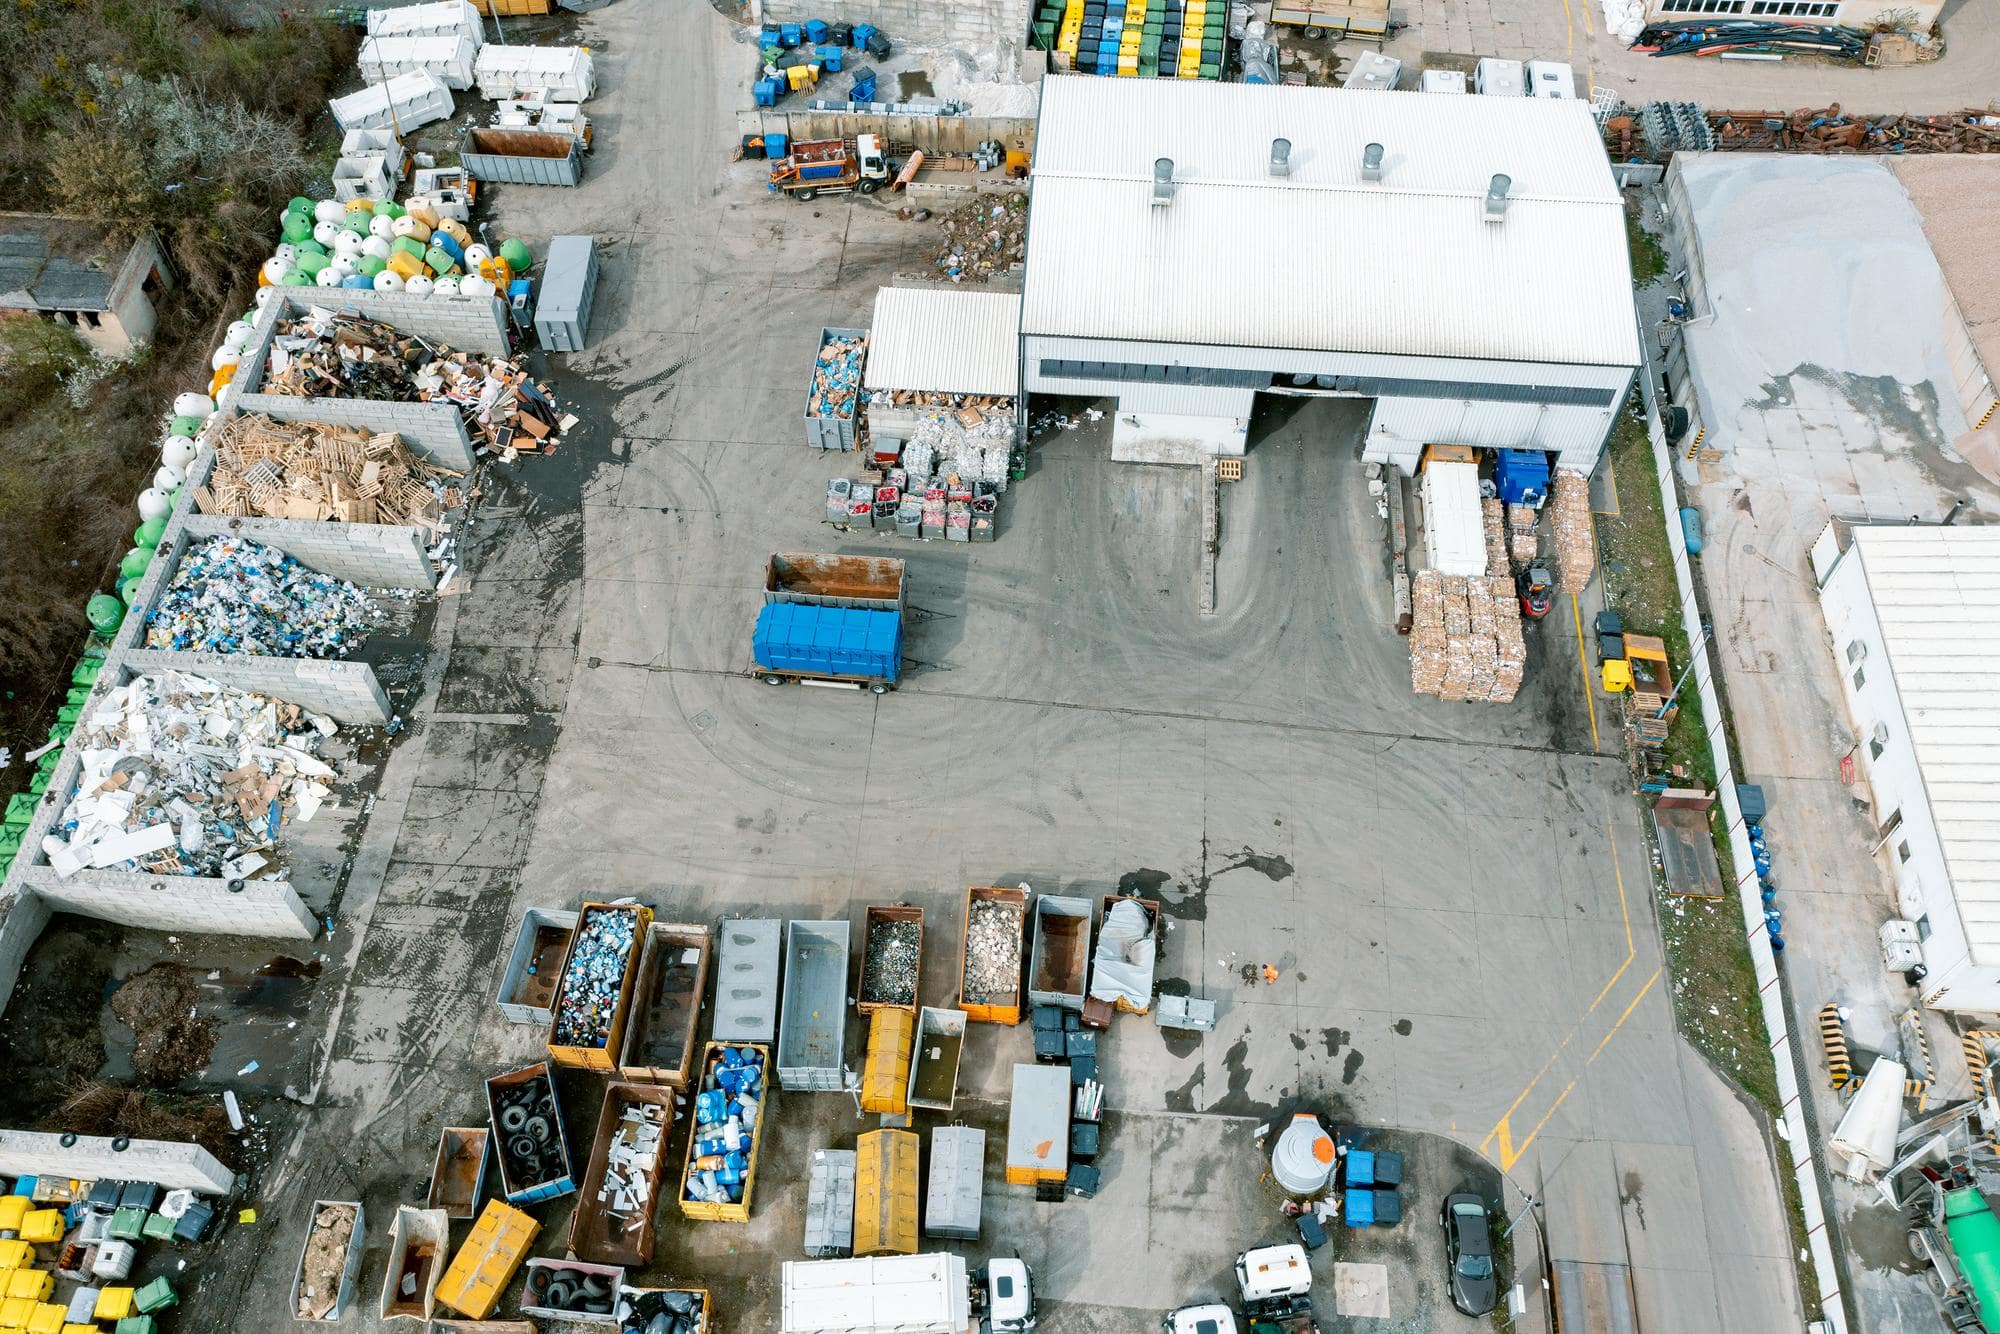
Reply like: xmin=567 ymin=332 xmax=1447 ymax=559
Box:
xmin=260 ymin=257 xmax=289 ymax=284
xmin=162 ymin=436 xmax=197 ymax=470
xmin=173 ymin=393 xmax=215 ymax=419
xmin=369 ymin=214 xmax=395 ymax=240
xmin=153 ymin=464 xmax=184 ymax=490
xmin=137 ymin=488 xmax=173 ymax=521
xmin=362 ymin=235 xmax=392 ymax=260
xmin=210 ymin=346 xmax=240 ymax=371
xmin=464 ymin=243 xmax=492 ymax=267
xmin=405 ymin=274 xmax=434 ymax=295
xmin=1271 ymin=1114 xmax=1336 ymax=1196
xmin=459 ymin=274 xmax=495 ymax=299
xmin=254 ymin=287 xmax=277 ymax=310
xmin=333 ymin=230 xmax=363 ymax=257
xmin=223 ymin=320 xmax=254 ymax=351
xmin=314 ymin=267 xmax=341 ymax=287
xmin=313 ymin=199 xmax=344 ymax=224
xmin=433 ymin=276 xmax=460 ymax=297
xmin=373 ymin=271 xmax=406 ymax=292
xmin=312 ymin=219 xmax=339 ymax=247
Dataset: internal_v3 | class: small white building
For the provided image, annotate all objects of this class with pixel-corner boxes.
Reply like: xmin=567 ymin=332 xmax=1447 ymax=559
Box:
xmin=1645 ymin=0 xmax=1940 ymax=29
xmin=1020 ymin=76 xmax=1641 ymax=471
xmin=1813 ymin=520 xmax=2000 ymax=1012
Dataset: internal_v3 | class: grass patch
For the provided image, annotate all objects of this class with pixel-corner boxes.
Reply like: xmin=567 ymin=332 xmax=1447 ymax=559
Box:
xmin=1596 ymin=410 xmax=1779 ymax=1117
xmin=1627 ymin=203 xmax=1670 ymax=287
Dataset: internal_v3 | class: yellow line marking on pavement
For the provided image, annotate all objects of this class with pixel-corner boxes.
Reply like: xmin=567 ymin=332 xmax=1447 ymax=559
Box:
xmin=1571 ymin=592 xmax=1600 ymax=754
xmin=1556 ymin=0 xmax=1575 ymax=57
xmin=1588 ymin=968 xmax=1662 ymax=1065
xmin=1586 ymin=819 xmax=1636 ymax=1014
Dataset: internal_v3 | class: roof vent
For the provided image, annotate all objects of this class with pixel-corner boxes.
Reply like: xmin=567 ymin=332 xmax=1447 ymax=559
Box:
xmin=1484 ymin=173 xmax=1512 ymax=222
xmin=1361 ymin=142 xmax=1384 ymax=183
xmin=1153 ymin=157 xmax=1176 ymax=206
xmin=1270 ymin=138 xmax=1292 ymax=177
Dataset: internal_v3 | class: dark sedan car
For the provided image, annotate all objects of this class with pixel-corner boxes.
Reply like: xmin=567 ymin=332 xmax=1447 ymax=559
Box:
xmin=1441 ymin=1193 xmax=1500 ymax=1316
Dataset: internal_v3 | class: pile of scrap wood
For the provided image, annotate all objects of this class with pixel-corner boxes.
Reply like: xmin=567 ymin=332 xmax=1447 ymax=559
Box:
xmin=1550 ymin=470 xmax=1595 ymax=592
xmin=261 ymin=310 xmax=570 ymax=455
xmin=867 ymin=388 xmax=1017 ymax=414
xmin=1409 ymin=570 xmax=1525 ymax=704
xmin=196 ymin=413 xmax=465 ymax=528
xmin=1710 ymin=106 xmax=2000 ymax=153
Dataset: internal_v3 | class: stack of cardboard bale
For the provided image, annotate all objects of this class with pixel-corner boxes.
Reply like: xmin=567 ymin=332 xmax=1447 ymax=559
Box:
xmin=1551 ymin=469 xmax=1595 ymax=591
xmin=1407 ymin=508 xmax=1525 ymax=704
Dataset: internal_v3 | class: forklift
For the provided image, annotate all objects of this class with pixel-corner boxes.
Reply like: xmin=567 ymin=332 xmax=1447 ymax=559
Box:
xmin=1515 ymin=564 xmax=1554 ymax=620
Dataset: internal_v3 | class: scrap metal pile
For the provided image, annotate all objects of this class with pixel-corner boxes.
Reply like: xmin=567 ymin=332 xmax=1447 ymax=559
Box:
xmin=145 ymin=536 xmax=385 ymax=658
xmin=552 ymin=909 xmax=640 ymax=1049
xmin=1634 ymin=19 xmax=1866 ymax=60
xmin=933 ymin=196 xmax=1027 ymax=283
xmin=861 ymin=919 xmax=920 ymax=1008
xmin=44 ymin=671 xmax=337 ymax=879
xmin=809 ymin=333 xmax=867 ymax=424
xmin=261 ymin=309 xmax=568 ymax=454
xmin=1709 ymin=105 xmax=2000 ymax=153
xmin=964 ymin=900 xmax=1022 ymax=996
xmin=597 ymin=1099 xmax=666 ymax=1230
xmin=197 ymin=412 xmax=466 ymax=527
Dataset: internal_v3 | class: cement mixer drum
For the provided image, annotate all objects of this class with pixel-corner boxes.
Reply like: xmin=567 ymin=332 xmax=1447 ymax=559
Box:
xmin=1273 ymin=1113 xmax=1336 ymax=1195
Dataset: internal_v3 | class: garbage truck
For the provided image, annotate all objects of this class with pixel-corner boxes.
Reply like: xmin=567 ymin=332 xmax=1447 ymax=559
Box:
xmin=780 ymin=1253 xmax=1037 ymax=1333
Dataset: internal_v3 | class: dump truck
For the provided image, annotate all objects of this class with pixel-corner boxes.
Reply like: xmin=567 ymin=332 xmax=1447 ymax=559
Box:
xmin=778 ymin=919 xmax=852 ymax=1092
xmin=680 ymin=1042 xmax=772 ymax=1222
xmin=569 ymin=1082 xmax=674 ymax=1267
xmin=960 ymin=885 xmax=1030 ymax=1024
xmin=1028 ymin=895 xmax=1094 ymax=1011
xmin=907 ymin=1006 xmax=966 ymax=1114
xmin=378 ymin=1205 xmax=449 ymax=1323
xmin=780 ymin=1254 xmax=1037 ymax=1333
xmin=1006 ymin=1063 xmax=1070 ymax=1187
xmin=859 ymin=904 xmax=924 ymax=1016
xmin=616 ymin=921 xmax=712 ymax=1087
xmin=435 ymin=1200 xmax=539 ymax=1321
xmin=854 ymin=1129 xmax=920 ymax=1258
xmin=548 ymin=901 xmax=653 ymax=1072
xmin=769 ymin=134 xmax=890 ymax=200
xmin=755 ymin=552 xmax=907 ymax=693
xmin=485 ymin=1062 xmax=575 ymax=1205
xmin=860 ymin=1007 xmax=916 ymax=1116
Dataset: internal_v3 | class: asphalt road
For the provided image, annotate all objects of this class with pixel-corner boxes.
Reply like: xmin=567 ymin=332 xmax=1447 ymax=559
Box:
xmin=190 ymin=8 xmax=1806 ymax=1330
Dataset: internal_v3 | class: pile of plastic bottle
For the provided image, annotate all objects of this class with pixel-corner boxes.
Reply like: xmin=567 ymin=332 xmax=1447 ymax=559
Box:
xmin=145 ymin=535 xmax=384 ymax=658
xmin=684 ymin=1048 xmax=765 ymax=1205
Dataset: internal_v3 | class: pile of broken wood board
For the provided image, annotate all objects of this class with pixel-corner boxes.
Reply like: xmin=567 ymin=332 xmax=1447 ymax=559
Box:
xmin=866 ymin=388 xmax=1017 ymax=414
xmin=195 ymin=413 xmax=464 ymax=529
xmin=1409 ymin=569 xmax=1525 ymax=704
xmin=1550 ymin=469 xmax=1595 ymax=592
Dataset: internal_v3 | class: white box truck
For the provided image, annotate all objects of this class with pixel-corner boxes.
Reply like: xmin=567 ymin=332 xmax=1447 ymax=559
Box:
xmin=781 ymin=1254 xmax=1037 ymax=1333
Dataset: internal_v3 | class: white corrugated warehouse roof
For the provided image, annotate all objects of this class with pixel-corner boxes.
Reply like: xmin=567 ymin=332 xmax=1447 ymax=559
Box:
xmin=1851 ymin=525 xmax=2000 ymax=960
xmin=1024 ymin=78 xmax=1641 ymax=368
xmin=863 ymin=287 xmax=1021 ymax=396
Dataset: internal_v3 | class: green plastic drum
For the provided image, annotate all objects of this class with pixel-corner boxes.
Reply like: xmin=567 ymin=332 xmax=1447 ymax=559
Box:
xmin=342 ymin=213 xmax=371 ymax=236
xmin=424 ymin=246 xmax=455 ymax=276
xmin=372 ymin=199 xmax=405 ymax=219
xmin=86 ymin=594 xmax=125 ymax=634
xmin=118 ymin=574 xmax=145 ymax=606
xmin=288 ymin=196 xmax=315 ymax=216
xmin=295 ymin=251 xmax=328 ymax=277
xmin=357 ymin=256 xmax=386 ymax=277
xmin=169 ymin=416 xmax=202 ymax=437
xmin=499 ymin=238 xmax=533 ymax=273
xmin=391 ymin=236 xmax=426 ymax=259
xmin=118 ymin=547 xmax=153 ymax=579
xmin=298 ymin=238 xmax=327 ymax=257
xmin=134 ymin=517 xmax=167 ymax=548
xmin=281 ymin=213 xmax=313 ymax=244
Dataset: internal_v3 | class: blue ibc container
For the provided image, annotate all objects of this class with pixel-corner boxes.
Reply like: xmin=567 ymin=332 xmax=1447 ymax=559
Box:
xmin=805 ymin=17 xmax=828 ymax=42
xmin=1346 ymin=1149 xmax=1376 ymax=1187
xmin=817 ymin=43 xmax=844 ymax=72
xmin=851 ymin=22 xmax=876 ymax=48
xmin=779 ymin=21 xmax=802 ymax=46
xmin=767 ymin=133 xmax=790 ymax=160
xmin=1345 ymin=1188 xmax=1376 ymax=1227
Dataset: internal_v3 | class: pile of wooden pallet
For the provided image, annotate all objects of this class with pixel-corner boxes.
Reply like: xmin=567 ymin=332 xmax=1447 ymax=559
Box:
xmin=194 ymin=413 xmax=465 ymax=528
xmin=1550 ymin=469 xmax=1595 ymax=593
xmin=1409 ymin=569 xmax=1525 ymax=704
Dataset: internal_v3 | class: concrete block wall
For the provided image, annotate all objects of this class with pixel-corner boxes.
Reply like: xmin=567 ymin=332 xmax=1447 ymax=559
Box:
xmin=231 ymin=392 xmax=476 ymax=473
xmin=21 ymin=868 xmax=317 ymax=940
xmin=183 ymin=513 xmax=436 ymax=592
xmin=0 ymin=1131 xmax=237 ymax=1194
xmin=119 ymin=649 xmax=392 ymax=727
xmin=0 ymin=892 xmax=52 ymax=1021
xmin=759 ymin=0 xmax=1033 ymax=49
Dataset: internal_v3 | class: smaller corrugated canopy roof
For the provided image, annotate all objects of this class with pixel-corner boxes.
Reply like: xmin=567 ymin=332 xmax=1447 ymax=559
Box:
xmin=863 ymin=287 xmax=1021 ymax=398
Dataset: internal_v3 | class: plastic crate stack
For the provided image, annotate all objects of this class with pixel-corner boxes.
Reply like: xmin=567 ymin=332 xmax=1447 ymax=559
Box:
xmin=1039 ymin=0 xmax=1226 ymax=79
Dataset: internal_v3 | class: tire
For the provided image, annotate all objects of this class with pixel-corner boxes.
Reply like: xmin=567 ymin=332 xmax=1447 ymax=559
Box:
xmin=763 ymin=674 xmax=785 ymax=686
xmin=795 ymin=187 xmax=817 ymax=201
xmin=525 ymin=1114 xmax=552 ymax=1143
xmin=544 ymin=1279 xmax=575 ymax=1309
xmin=500 ymin=1104 xmax=529 ymax=1132
xmin=1302 ymin=24 xmax=1326 ymax=38
xmin=857 ymin=179 xmax=879 ymax=194
xmin=870 ymin=682 xmax=889 ymax=694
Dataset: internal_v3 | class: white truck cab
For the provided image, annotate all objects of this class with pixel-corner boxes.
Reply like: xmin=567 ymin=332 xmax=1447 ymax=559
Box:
xmin=1164 ymin=1304 xmax=1239 ymax=1334
xmin=1235 ymin=1244 xmax=1312 ymax=1304
xmin=982 ymin=1258 xmax=1037 ymax=1332
xmin=855 ymin=133 xmax=887 ymax=183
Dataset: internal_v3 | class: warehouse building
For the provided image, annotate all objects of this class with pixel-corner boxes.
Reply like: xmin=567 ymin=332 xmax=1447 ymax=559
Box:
xmin=1020 ymin=76 xmax=1642 ymax=471
xmin=1813 ymin=521 xmax=2000 ymax=1013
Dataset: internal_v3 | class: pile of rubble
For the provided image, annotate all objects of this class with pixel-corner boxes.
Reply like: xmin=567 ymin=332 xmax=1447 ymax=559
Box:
xmin=261 ymin=309 xmax=568 ymax=455
xmin=597 ymin=1098 xmax=666 ymax=1226
xmin=145 ymin=536 xmax=385 ymax=658
xmin=43 ymin=671 xmax=337 ymax=880
xmin=964 ymin=900 xmax=1021 ymax=996
xmin=933 ymin=196 xmax=1027 ymax=283
xmin=295 ymin=1203 xmax=358 ymax=1321
xmin=1409 ymin=571 xmax=1525 ymax=704
xmin=197 ymin=413 xmax=465 ymax=528
xmin=1550 ymin=470 xmax=1595 ymax=592
xmin=862 ymin=919 xmax=920 ymax=1008
xmin=809 ymin=333 xmax=867 ymax=423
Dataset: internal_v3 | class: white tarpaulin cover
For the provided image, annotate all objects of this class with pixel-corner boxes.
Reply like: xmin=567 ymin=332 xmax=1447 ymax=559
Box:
xmin=474 ymin=44 xmax=596 ymax=100
xmin=330 ymin=71 xmax=455 ymax=134
xmin=1088 ymin=899 xmax=1158 ymax=1010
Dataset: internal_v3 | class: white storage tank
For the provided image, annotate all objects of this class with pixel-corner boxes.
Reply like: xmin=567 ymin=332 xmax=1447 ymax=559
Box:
xmin=1475 ymin=57 xmax=1526 ymax=96
xmin=1271 ymin=1113 xmax=1336 ymax=1196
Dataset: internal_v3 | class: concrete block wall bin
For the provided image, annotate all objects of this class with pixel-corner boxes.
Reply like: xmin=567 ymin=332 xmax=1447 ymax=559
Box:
xmin=119 ymin=650 xmax=393 ymax=727
xmin=0 ymin=892 xmax=52 ymax=1020
xmin=231 ymin=393 xmax=477 ymax=473
xmin=234 ymin=288 xmax=513 ymax=385
xmin=182 ymin=513 xmax=436 ymax=591
xmin=19 ymin=867 xmax=318 ymax=940
xmin=109 ymin=524 xmax=193 ymax=655
xmin=759 ymin=0 xmax=1032 ymax=48
xmin=0 ymin=1131 xmax=237 ymax=1194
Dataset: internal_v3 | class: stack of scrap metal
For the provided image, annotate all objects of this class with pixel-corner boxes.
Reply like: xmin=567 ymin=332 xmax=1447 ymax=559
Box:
xmin=262 ymin=310 xmax=568 ymax=455
xmin=1710 ymin=106 xmax=2000 ymax=153
xmin=198 ymin=413 xmax=464 ymax=527
xmin=809 ymin=333 xmax=867 ymax=422
xmin=43 ymin=670 xmax=337 ymax=880
xmin=1634 ymin=19 xmax=1866 ymax=60
xmin=1408 ymin=571 xmax=1524 ymax=704
xmin=1550 ymin=470 xmax=1595 ymax=593
xmin=599 ymin=1100 xmax=665 ymax=1221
